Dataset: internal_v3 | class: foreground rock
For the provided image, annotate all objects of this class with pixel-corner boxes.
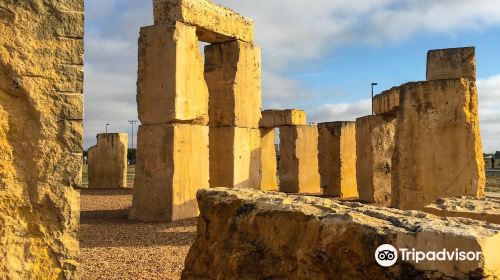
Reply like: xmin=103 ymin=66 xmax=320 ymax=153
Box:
xmin=183 ymin=188 xmax=500 ymax=279
xmin=0 ymin=1 xmax=83 ymax=278
xmin=424 ymin=196 xmax=500 ymax=224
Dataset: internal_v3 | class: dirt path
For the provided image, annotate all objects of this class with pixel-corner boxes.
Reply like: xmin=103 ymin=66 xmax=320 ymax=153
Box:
xmin=79 ymin=189 xmax=196 ymax=280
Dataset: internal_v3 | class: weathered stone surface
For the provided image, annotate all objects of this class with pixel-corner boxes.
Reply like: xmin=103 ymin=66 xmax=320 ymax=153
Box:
xmin=153 ymin=0 xmax=254 ymax=43
xmin=137 ymin=23 xmax=209 ymax=125
xmin=356 ymin=115 xmax=396 ymax=206
xmin=260 ymin=128 xmax=278 ymax=191
xmin=424 ymin=196 xmax=500 ymax=224
xmin=0 ymin=1 xmax=83 ymax=278
xmin=392 ymin=79 xmax=485 ymax=210
xmin=279 ymin=125 xmax=320 ymax=194
xmin=130 ymin=124 xmax=209 ymax=222
xmin=318 ymin=122 xmax=357 ymax=197
xmin=260 ymin=109 xmax=306 ymax=128
xmin=205 ymin=40 xmax=262 ymax=128
xmin=88 ymin=133 xmax=128 ymax=189
xmin=373 ymin=87 xmax=400 ymax=115
xmin=183 ymin=188 xmax=500 ymax=279
xmin=209 ymin=127 xmax=261 ymax=189
xmin=427 ymin=47 xmax=476 ymax=81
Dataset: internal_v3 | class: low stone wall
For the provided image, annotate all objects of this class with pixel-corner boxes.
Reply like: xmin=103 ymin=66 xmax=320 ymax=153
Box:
xmin=183 ymin=188 xmax=500 ymax=279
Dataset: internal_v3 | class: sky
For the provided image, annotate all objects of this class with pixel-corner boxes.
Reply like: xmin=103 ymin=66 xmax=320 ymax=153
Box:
xmin=84 ymin=0 xmax=500 ymax=152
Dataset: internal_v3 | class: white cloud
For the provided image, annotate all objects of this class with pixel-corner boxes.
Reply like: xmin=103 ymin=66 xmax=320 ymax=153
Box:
xmin=478 ymin=75 xmax=500 ymax=153
xmin=308 ymin=99 xmax=372 ymax=124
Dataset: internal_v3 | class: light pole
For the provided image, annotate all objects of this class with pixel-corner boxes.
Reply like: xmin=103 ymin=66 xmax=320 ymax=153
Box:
xmin=371 ymin=82 xmax=378 ymax=115
xmin=105 ymin=123 xmax=110 ymax=134
xmin=128 ymin=120 xmax=138 ymax=149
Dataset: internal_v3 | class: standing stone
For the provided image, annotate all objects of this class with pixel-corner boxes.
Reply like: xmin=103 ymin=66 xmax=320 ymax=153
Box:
xmin=356 ymin=115 xmax=396 ymax=206
xmin=318 ymin=122 xmax=357 ymax=197
xmin=260 ymin=128 xmax=278 ymax=191
xmin=205 ymin=40 xmax=262 ymax=128
xmin=0 ymin=0 xmax=83 ymax=278
xmin=392 ymin=79 xmax=485 ymax=210
xmin=153 ymin=0 xmax=254 ymax=43
xmin=130 ymin=124 xmax=209 ymax=222
xmin=279 ymin=126 xmax=320 ymax=194
xmin=209 ymin=127 xmax=261 ymax=189
xmin=137 ymin=22 xmax=209 ymax=125
xmin=426 ymin=47 xmax=476 ymax=81
xmin=88 ymin=133 xmax=128 ymax=189
xmin=260 ymin=109 xmax=306 ymax=128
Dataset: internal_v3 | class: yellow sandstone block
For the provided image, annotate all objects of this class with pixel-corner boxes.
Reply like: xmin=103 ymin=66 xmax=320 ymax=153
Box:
xmin=318 ymin=122 xmax=357 ymax=198
xmin=153 ymin=0 xmax=254 ymax=43
xmin=392 ymin=79 xmax=485 ymax=210
xmin=260 ymin=109 xmax=306 ymax=128
xmin=88 ymin=133 xmax=128 ymax=189
xmin=279 ymin=125 xmax=320 ymax=194
xmin=137 ymin=23 xmax=209 ymax=125
xmin=130 ymin=124 xmax=209 ymax=222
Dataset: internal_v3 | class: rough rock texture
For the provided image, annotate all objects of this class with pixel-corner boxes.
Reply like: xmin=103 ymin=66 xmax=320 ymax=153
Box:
xmin=209 ymin=127 xmax=261 ymax=189
xmin=318 ymin=122 xmax=357 ymax=197
xmin=183 ymin=188 xmax=500 ymax=279
xmin=260 ymin=109 xmax=306 ymax=128
xmin=356 ymin=115 xmax=396 ymax=206
xmin=130 ymin=124 xmax=209 ymax=222
xmin=424 ymin=196 xmax=500 ymax=224
xmin=153 ymin=0 xmax=254 ymax=43
xmin=137 ymin=23 xmax=209 ymax=125
xmin=279 ymin=126 xmax=320 ymax=194
xmin=373 ymin=87 xmax=400 ymax=115
xmin=392 ymin=79 xmax=485 ymax=210
xmin=88 ymin=133 xmax=128 ymax=189
xmin=260 ymin=128 xmax=278 ymax=191
xmin=427 ymin=47 xmax=476 ymax=81
xmin=0 ymin=1 xmax=83 ymax=278
xmin=205 ymin=40 xmax=262 ymax=128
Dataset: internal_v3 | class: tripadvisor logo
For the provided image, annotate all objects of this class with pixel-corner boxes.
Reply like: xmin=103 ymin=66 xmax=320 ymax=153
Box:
xmin=375 ymin=244 xmax=482 ymax=267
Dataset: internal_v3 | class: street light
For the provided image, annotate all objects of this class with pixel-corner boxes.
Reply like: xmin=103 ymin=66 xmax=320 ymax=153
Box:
xmin=128 ymin=120 xmax=138 ymax=149
xmin=105 ymin=123 xmax=110 ymax=134
xmin=371 ymin=82 xmax=378 ymax=115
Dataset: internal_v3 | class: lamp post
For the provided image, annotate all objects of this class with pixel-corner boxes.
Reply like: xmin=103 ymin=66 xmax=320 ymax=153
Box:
xmin=105 ymin=123 xmax=110 ymax=134
xmin=371 ymin=82 xmax=378 ymax=115
xmin=128 ymin=120 xmax=138 ymax=149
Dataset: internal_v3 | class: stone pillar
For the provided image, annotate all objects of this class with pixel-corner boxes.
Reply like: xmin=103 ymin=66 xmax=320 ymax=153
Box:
xmin=426 ymin=47 xmax=475 ymax=81
xmin=205 ymin=40 xmax=263 ymax=190
xmin=260 ymin=128 xmax=278 ymax=191
xmin=88 ymin=133 xmax=128 ymax=189
xmin=133 ymin=0 xmax=259 ymax=221
xmin=279 ymin=126 xmax=320 ymax=194
xmin=209 ymin=127 xmax=261 ymax=189
xmin=132 ymin=21 xmax=210 ymax=222
xmin=130 ymin=124 xmax=209 ymax=222
xmin=205 ymin=40 xmax=262 ymax=128
xmin=392 ymin=79 xmax=485 ymax=210
xmin=356 ymin=115 xmax=396 ymax=206
xmin=318 ymin=122 xmax=357 ymax=197
xmin=0 ymin=0 xmax=83 ymax=278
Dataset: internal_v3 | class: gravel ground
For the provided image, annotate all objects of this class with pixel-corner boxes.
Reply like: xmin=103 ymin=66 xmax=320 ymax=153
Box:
xmin=79 ymin=189 xmax=197 ymax=280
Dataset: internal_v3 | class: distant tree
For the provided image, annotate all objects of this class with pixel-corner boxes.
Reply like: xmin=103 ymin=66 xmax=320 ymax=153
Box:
xmin=495 ymin=151 xmax=500 ymax=159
